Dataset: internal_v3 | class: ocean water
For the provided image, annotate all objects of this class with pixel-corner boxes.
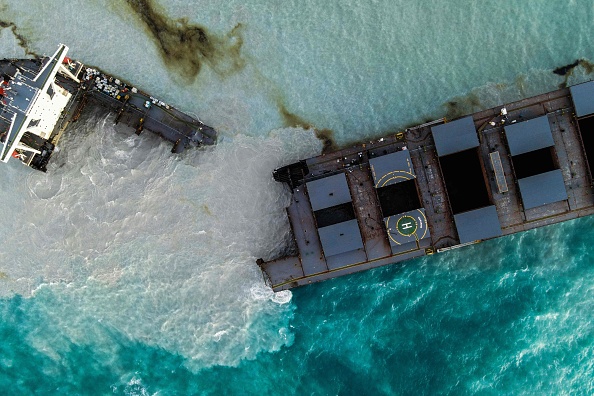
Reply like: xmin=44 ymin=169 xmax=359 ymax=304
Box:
xmin=0 ymin=0 xmax=593 ymax=394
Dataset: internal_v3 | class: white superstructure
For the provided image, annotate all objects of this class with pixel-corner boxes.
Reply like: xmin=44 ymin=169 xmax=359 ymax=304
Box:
xmin=0 ymin=44 xmax=81 ymax=170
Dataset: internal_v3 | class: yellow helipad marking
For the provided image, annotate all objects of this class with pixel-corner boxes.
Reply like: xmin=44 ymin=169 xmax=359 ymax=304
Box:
xmin=385 ymin=209 xmax=428 ymax=245
xmin=374 ymin=170 xmax=416 ymax=188
xmin=416 ymin=209 xmax=428 ymax=240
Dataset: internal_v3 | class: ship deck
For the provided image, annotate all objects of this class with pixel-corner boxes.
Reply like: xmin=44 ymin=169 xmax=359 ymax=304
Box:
xmin=0 ymin=56 xmax=216 ymax=169
xmin=260 ymin=86 xmax=594 ymax=291
xmin=71 ymin=67 xmax=216 ymax=151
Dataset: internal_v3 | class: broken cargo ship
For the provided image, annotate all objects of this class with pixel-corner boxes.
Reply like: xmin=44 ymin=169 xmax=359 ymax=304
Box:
xmin=0 ymin=44 xmax=216 ymax=172
xmin=258 ymin=81 xmax=594 ymax=291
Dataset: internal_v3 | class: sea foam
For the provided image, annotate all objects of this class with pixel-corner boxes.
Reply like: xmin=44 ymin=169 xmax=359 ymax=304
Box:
xmin=1 ymin=110 xmax=320 ymax=368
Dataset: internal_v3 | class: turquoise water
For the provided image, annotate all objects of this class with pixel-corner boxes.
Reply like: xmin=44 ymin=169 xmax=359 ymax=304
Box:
xmin=0 ymin=0 xmax=594 ymax=394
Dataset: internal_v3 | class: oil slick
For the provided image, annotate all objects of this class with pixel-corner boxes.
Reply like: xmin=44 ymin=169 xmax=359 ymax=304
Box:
xmin=278 ymin=102 xmax=337 ymax=153
xmin=553 ymin=60 xmax=581 ymax=76
xmin=554 ymin=58 xmax=594 ymax=88
xmin=123 ymin=0 xmax=335 ymax=152
xmin=442 ymin=92 xmax=482 ymax=121
xmin=123 ymin=0 xmax=245 ymax=82
xmin=0 ymin=19 xmax=37 ymax=57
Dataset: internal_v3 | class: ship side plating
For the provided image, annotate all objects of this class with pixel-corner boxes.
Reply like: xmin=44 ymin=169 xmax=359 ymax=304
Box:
xmin=259 ymin=84 xmax=594 ymax=291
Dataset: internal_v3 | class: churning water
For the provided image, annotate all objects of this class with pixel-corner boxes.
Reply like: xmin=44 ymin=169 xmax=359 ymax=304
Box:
xmin=0 ymin=0 xmax=594 ymax=394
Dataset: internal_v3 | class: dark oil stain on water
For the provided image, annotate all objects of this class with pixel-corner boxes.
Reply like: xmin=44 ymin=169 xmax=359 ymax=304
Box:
xmin=0 ymin=20 xmax=38 ymax=57
xmin=441 ymin=58 xmax=594 ymax=120
xmin=443 ymin=92 xmax=483 ymax=121
xmin=554 ymin=59 xmax=581 ymax=76
xmin=278 ymin=102 xmax=337 ymax=153
xmin=554 ymin=58 xmax=594 ymax=88
xmin=123 ymin=0 xmax=245 ymax=82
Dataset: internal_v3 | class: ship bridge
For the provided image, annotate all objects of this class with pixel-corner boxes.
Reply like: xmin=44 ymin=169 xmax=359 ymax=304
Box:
xmin=0 ymin=44 xmax=80 ymax=171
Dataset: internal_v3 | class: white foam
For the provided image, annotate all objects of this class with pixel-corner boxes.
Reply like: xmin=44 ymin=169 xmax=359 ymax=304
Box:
xmin=123 ymin=376 xmax=151 ymax=396
xmin=0 ymin=112 xmax=316 ymax=368
xmin=272 ymin=290 xmax=293 ymax=305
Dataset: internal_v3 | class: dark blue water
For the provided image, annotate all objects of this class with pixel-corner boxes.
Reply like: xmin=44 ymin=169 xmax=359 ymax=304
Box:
xmin=2 ymin=216 xmax=592 ymax=394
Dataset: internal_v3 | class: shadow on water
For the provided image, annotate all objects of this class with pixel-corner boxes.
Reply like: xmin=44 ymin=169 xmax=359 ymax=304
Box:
xmin=122 ymin=0 xmax=246 ymax=82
